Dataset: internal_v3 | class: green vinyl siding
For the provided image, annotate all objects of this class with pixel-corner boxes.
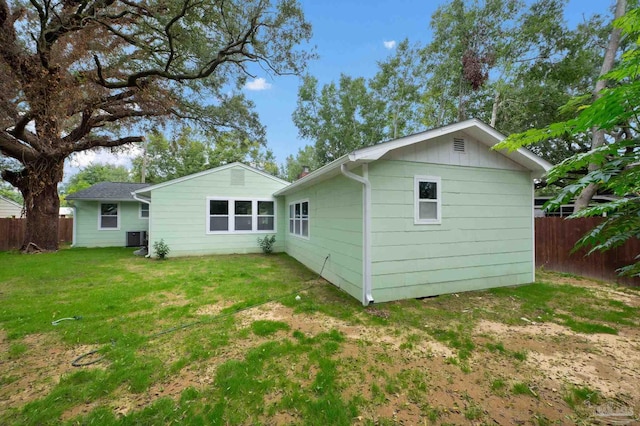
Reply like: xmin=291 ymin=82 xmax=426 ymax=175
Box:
xmin=148 ymin=164 xmax=287 ymax=257
xmin=73 ymin=201 xmax=148 ymax=247
xmin=282 ymin=173 xmax=364 ymax=301
xmin=369 ymin=160 xmax=533 ymax=302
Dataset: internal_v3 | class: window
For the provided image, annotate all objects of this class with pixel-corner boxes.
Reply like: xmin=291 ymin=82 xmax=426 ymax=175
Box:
xmin=414 ymin=176 xmax=441 ymax=224
xmin=207 ymin=198 xmax=275 ymax=233
xmin=289 ymin=200 xmax=309 ymax=238
xmin=140 ymin=203 xmax=149 ymax=219
xmin=257 ymin=201 xmax=275 ymax=230
xmin=99 ymin=203 xmax=119 ymax=230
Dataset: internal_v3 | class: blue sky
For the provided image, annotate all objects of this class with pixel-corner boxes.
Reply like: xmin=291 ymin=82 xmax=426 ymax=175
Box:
xmin=66 ymin=0 xmax=613 ymax=177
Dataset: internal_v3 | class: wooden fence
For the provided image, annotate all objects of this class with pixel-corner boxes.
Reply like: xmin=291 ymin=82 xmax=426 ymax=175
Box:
xmin=535 ymin=217 xmax=640 ymax=286
xmin=0 ymin=218 xmax=73 ymax=251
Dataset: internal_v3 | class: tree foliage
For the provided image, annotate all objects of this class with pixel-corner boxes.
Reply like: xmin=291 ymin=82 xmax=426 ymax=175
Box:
xmin=495 ymin=7 xmax=640 ymax=277
xmin=63 ymin=163 xmax=131 ymax=197
xmin=292 ymin=74 xmax=385 ymax=165
xmin=131 ymin=128 xmax=279 ymax=184
xmin=0 ymin=0 xmax=311 ymax=250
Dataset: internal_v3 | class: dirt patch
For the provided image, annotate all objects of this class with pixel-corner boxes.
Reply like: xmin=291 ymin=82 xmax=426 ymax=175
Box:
xmin=475 ymin=319 xmax=640 ymax=407
xmin=0 ymin=332 xmax=104 ymax=412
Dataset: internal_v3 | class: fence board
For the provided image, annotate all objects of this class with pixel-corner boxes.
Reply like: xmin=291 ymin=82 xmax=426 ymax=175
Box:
xmin=535 ymin=217 xmax=640 ymax=286
xmin=0 ymin=218 xmax=73 ymax=251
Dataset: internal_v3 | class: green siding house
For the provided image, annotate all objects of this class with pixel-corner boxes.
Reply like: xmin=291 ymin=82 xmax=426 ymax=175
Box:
xmin=273 ymin=119 xmax=551 ymax=304
xmin=66 ymin=182 xmax=151 ymax=247
xmin=70 ymin=120 xmax=551 ymax=305
xmin=132 ymin=163 xmax=289 ymax=257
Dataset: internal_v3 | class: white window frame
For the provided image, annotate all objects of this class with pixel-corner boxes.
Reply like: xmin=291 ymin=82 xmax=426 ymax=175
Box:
xmin=98 ymin=202 xmax=120 ymax=230
xmin=139 ymin=202 xmax=149 ymax=219
xmin=288 ymin=199 xmax=310 ymax=239
xmin=414 ymin=176 xmax=442 ymax=225
xmin=205 ymin=197 xmax=276 ymax=234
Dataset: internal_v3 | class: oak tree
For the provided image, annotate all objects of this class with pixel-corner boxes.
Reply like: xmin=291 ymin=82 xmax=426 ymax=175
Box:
xmin=0 ymin=0 xmax=311 ymax=251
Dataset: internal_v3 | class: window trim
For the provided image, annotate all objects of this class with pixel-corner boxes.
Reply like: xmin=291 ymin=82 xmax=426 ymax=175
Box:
xmin=98 ymin=202 xmax=120 ymax=230
xmin=288 ymin=199 xmax=310 ymax=239
xmin=414 ymin=176 xmax=442 ymax=225
xmin=139 ymin=202 xmax=149 ymax=220
xmin=205 ymin=197 xmax=276 ymax=234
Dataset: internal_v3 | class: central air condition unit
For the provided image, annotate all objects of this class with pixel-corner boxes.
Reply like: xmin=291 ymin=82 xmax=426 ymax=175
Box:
xmin=126 ymin=231 xmax=147 ymax=247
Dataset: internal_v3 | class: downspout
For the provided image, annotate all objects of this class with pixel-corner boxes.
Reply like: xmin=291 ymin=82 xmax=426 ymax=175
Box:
xmin=340 ymin=163 xmax=374 ymax=306
xmin=71 ymin=206 xmax=77 ymax=247
xmin=132 ymin=193 xmax=151 ymax=258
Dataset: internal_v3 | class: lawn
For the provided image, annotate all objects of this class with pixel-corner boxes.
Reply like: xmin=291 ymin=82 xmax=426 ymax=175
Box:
xmin=0 ymin=248 xmax=639 ymax=425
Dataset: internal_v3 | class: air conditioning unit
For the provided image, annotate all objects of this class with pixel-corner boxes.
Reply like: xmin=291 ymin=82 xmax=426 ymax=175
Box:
xmin=126 ymin=231 xmax=147 ymax=247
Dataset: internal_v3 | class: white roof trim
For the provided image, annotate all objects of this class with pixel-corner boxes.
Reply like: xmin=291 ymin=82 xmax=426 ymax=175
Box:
xmin=276 ymin=120 xmax=552 ymax=196
xmin=350 ymin=118 xmax=552 ymax=172
xmin=133 ymin=162 xmax=289 ymax=195
xmin=273 ymin=155 xmax=351 ymax=196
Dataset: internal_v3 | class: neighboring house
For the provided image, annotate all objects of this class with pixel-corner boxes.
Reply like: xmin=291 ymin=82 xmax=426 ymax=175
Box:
xmin=59 ymin=207 xmax=74 ymax=218
xmin=0 ymin=196 xmax=23 ymax=218
xmin=73 ymin=119 xmax=552 ymax=305
xmin=66 ymin=182 xmax=151 ymax=247
xmin=534 ymin=195 xmax=618 ymax=217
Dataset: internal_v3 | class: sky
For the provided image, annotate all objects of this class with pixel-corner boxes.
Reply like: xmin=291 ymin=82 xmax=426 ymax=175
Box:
xmin=65 ymin=0 xmax=613 ymax=180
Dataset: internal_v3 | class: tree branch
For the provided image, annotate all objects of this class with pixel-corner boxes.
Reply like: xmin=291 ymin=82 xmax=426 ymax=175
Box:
xmin=72 ymin=135 xmax=143 ymax=152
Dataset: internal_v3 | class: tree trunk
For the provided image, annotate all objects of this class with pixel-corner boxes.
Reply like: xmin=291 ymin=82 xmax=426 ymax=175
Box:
xmin=490 ymin=91 xmax=500 ymax=128
xmin=573 ymin=0 xmax=626 ymax=213
xmin=4 ymin=158 xmax=64 ymax=252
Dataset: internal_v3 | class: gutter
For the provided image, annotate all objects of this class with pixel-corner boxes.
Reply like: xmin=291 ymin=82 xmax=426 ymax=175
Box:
xmin=340 ymin=163 xmax=374 ymax=306
xmin=131 ymin=193 xmax=152 ymax=258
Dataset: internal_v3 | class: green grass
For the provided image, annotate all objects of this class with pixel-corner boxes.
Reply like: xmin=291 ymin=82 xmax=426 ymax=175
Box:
xmin=563 ymin=385 xmax=600 ymax=410
xmin=0 ymin=248 xmax=638 ymax=425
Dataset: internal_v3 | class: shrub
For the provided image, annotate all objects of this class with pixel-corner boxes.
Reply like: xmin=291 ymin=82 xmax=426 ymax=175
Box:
xmin=257 ymin=235 xmax=276 ymax=254
xmin=153 ymin=239 xmax=170 ymax=260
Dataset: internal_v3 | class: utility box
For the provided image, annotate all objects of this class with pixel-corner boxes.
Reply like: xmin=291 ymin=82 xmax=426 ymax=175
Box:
xmin=126 ymin=231 xmax=147 ymax=247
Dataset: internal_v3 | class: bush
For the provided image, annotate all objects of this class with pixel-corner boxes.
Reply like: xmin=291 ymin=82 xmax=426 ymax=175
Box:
xmin=153 ymin=239 xmax=170 ymax=260
xmin=257 ymin=235 xmax=276 ymax=254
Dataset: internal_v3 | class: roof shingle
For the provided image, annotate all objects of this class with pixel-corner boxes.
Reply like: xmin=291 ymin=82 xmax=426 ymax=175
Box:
xmin=66 ymin=182 xmax=151 ymax=201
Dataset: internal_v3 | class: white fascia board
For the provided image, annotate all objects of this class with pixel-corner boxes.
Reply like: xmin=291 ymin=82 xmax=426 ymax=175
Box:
xmin=133 ymin=162 xmax=289 ymax=195
xmin=273 ymin=155 xmax=351 ymax=196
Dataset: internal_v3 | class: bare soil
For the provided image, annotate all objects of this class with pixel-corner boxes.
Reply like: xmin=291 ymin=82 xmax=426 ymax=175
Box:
xmin=2 ymin=275 xmax=639 ymax=425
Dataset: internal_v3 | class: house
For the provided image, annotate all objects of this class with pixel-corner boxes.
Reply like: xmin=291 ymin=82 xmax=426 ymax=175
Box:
xmin=0 ymin=196 xmax=23 ymax=218
xmin=534 ymin=195 xmax=617 ymax=217
xmin=66 ymin=182 xmax=151 ymax=247
xmin=131 ymin=163 xmax=289 ymax=256
xmin=71 ymin=119 xmax=551 ymax=305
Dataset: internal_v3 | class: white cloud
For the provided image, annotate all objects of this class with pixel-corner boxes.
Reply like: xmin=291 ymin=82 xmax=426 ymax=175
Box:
xmin=244 ymin=77 xmax=272 ymax=91
xmin=383 ymin=40 xmax=397 ymax=50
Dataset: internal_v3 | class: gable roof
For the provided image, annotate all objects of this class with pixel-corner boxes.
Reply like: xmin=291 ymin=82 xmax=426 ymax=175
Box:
xmin=275 ymin=119 xmax=553 ymax=196
xmin=66 ymin=182 xmax=151 ymax=201
xmin=132 ymin=162 xmax=289 ymax=196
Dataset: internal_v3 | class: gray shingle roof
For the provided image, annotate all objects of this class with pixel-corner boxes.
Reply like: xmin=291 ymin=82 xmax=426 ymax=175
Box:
xmin=66 ymin=182 xmax=151 ymax=201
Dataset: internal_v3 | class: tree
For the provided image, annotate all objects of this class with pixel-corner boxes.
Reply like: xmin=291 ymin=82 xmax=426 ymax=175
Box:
xmin=132 ymin=129 xmax=211 ymax=184
xmin=292 ymin=74 xmax=385 ymax=166
xmin=573 ymin=0 xmax=627 ymax=211
xmin=63 ymin=164 xmax=132 ymax=198
xmin=0 ymin=0 xmax=312 ymax=251
xmin=421 ymin=0 xmax=608 ymax=166
xmin=370 ymin=39 xmax=426 ymax=139
xmin=495 ymin=6 xmax=640 ymax=277
xmin=281 ymin=144 xmax=317 ymax=182
xmin=421 ymin=0 xmax=520 ymax=126
xmin=131 ymin=128 xmax=279 ymax=183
